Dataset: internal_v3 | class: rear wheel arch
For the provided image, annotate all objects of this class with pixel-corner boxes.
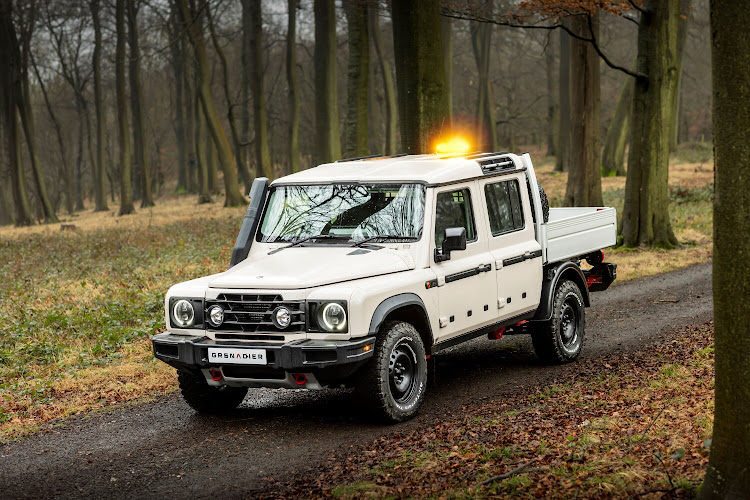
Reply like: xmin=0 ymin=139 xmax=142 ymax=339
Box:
xmin=369 ymin=293 xmax=434 ymax=354
xmin=532 ymin=261 xmax=590 ymax=322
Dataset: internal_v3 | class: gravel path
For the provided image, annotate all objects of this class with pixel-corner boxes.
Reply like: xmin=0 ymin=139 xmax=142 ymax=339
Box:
xmin=0 ymin=263 xmax=713 ymax=499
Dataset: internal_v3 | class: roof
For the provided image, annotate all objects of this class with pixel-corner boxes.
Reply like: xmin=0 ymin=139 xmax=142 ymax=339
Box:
xmin=271 ymin=152 xmax=524 ymax=187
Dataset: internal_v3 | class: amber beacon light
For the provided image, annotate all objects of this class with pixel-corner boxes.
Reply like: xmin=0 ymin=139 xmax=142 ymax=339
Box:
xmin=435 ymin=136 xmax=471 ymax=155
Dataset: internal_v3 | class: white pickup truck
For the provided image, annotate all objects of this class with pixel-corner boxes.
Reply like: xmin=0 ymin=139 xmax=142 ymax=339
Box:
xmin=153 ymin=152 xmax=617 ymax=422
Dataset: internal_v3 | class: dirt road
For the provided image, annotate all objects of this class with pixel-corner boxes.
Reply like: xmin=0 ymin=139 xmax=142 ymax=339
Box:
xmin=0 ymin=263 xmax=712 ymax=499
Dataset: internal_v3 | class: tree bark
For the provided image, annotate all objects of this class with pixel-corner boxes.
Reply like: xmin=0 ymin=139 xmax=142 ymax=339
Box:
xmin=602 ymin=75 xmax=634 ymax=177
xmin=564 ymin=13 xmax=602 ymax=207
xmin=206 ymin=134 xmax=218 ymax=194
xmin=343 ymin=0 xmax=369 ymax=158
xmin=545 ymin=32 xmax=557 ymax=157
xmin=441 ymin=16 xmax=453 ymax=125
xmin=287 ymin=0 xmax=301 ymax=172
xmin=555 ymin=20 xmax=571 ymax=172
xmin=314 ymin=0 xmax=342 ymax=164
xmin=116 ymin=0 xmax=135 ymax=215
xmin=242 ymin=0 xmax=273 ymax=179
xmin=127 ymin=0 xmax=154 ymax=208
xmin=471 ymin=7 xmax=498 ymax=152
xmin=699 ymin=1 xmax=750 ymax=496
xmin=669 ymin=0 xmax=690 ymax=153
xmin=90 ymin=0 xmax=108 ymax=211
xmin=391 ymin=0 xmax=449 ymax=154
xmin=176 ymin=0 xmax=245 ymax=206
xmin=0 ymin=0 xmax=33 ymax=226
xmin=194 ymin=91 xmax=211 ymax=204
xmin=169 ymin=3 xmax=188 ymax=194
xmin=620 ymin=0 xmax=680 ymax=247
xmin=369 ymin=5 xmax=397 ymax=155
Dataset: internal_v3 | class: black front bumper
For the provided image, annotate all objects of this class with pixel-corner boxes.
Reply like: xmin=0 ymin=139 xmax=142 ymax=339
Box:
xmin=152 ymin=333 xmax=375 ymax=373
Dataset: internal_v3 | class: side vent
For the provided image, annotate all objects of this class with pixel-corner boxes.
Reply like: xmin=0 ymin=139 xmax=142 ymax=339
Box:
xmin=477 ymin=156 xmax=516 ymax=175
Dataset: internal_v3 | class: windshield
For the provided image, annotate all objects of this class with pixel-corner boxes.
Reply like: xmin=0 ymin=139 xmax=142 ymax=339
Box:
xmin=258 ymin=184 xmax=426 ymax=243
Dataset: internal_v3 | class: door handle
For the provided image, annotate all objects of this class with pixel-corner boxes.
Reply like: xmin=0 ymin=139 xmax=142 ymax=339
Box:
xmin=478 ymin=263 xmax=492 ymax=273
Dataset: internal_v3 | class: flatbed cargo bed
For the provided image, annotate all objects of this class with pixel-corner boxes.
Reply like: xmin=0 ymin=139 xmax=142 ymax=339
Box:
xmin=544 ymin=207 xmax=617 ymax=264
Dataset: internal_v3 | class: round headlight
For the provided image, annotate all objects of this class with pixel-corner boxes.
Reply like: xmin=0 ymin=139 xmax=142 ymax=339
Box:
xmin=273 ymin=307 xmax=291 ymax=329
xmin=172 ymin=299 xmax=195 ymax=328
xmin=207 ymin=305 xmax=224 ymax=327
xmin=319 ymin=303 xmax=346 ymax=332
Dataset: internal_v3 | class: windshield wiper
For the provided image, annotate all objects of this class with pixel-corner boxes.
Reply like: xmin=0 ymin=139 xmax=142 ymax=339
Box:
xmin=353 ymin=235 xmax=417 ymax=247
xmin=269 ymin=234 xmax=336 ymax=254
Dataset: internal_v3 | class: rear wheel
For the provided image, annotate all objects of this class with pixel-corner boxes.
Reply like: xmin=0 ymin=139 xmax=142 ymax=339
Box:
xmin=177 ymin=369 xmax=248 ymax=414
xmin=356 ymin=321 xmax=428 ymax=422
xmin=532 ymin=279 xmax=585 ymax=364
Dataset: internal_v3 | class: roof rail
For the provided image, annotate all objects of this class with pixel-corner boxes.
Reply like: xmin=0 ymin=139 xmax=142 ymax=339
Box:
xmin=464 ymin=151 xmax=510 ymax=160
xmin=335 ymin=154 xmax=385 ymax=163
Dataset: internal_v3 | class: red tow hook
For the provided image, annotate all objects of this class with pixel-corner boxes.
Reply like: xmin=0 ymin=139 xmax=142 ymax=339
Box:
xmin=292 ymin=373 xmax=307 ymax=385
xmin=209 ymin=369 xmax=223 ymax=381
xmin=488 ymin=327 xmax=506 ymax=340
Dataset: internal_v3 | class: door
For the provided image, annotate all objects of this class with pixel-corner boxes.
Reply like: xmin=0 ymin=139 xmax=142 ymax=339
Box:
xmin=430 ymin=184 xmax=498 ymax=342
xmin=479 ymin=175 xmax=543 ymax=320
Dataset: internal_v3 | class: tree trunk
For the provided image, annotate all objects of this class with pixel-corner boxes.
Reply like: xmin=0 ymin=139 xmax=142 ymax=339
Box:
xmin=206 ymin=134 xmax=218 ymax=194
xmin=75 ymin=106 xmax=85 ymax=211
xmin=242 ymin=0 xmax=273 ymax=179
xmin=169 ymin=3 xmax=188 ymax=194
xmin=194 ymin=93 xmax=211 ymax=204
xmin=564 ymin=13 xmax=602 ymax=207
xmin=176 ymin=0 xmax=244 ymax=206
xmin=128 ymin=0 xmax=154 ymax=208
xmin=620 ymin=0 xmax=680 ymax=247
xmin=391 ymin=0 xmax=449 ymax=154
xmin=602 ymin=75 xmax=634 ymax=177
xmin=471 ymin=9 xmax=498 ymax=152
xmin=369 ymin=5 xmax=397 ymax=156
xmin=441 ymin=16 xmax=453 ymax=125
xmin=343 ymin=0 xmax=369 ymax=158
xmin=90 ymin=0 xmax=108 ymax=211
xmin=556 ymin=20 xmax=571 ymax=172
xmin=240 ymin=0 xmax=252 ymax=186
xmin=0 ymin=183 xmax=13 ymax=226
xmin=314 ymin=0 xmax=342 ymax=164
xmin=116 ymin=0 xmax=135 ymax=215
xmin=545 ymin=32 xmax=557 ymax=157
xmin=699 ymin=2 xmax=750 ymax=496
xmin=669 ymin=0 xmax=690 ymax=153
xmin=287 ymin=0 xmax=301 ymax=172
xmin=184 ymin=61 xmax=197 ymax=194
xmin=207 ymin=3 xmax=253 ymax=191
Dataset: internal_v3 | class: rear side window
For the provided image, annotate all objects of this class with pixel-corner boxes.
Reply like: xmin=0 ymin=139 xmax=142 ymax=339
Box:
xmin=434 ymin=188 xmax=477 ymax=248
xmin=484 ymin=180 xmax=524 ymax=236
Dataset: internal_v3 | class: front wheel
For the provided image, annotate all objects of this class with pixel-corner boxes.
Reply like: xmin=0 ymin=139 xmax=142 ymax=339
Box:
xmin=531 ymin=279 xmax=585 ymax=364
xmin=356 ymin=321 xmax=428 ymax=422
xmin=178 ymin=369 xmax=248 ymax=414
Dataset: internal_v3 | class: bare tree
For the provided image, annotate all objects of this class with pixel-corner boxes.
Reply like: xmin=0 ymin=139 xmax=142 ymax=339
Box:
xmin=369 ymin=4 xmax=397 ymax=155
xmin=287 ymin=0 xmax=301 ymax=172
xmin=116 ymin=0 xmax=135 ymax=215
xmin=314 ymin=0 xmax=341 ymax=163
xmin=343 ymin=0 xmax=369 ymax=158
xmin=90 ymin=0 xmax=108 ymax=211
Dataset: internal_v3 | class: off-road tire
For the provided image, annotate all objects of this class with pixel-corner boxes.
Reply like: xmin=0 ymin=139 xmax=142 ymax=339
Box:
xmin=356 ymin=321 xmax=428 ymax=423
xmin=532 ymin=279 xmax=585 ymax=364
xmin=177 ymin=369 xmax=248 ymax=414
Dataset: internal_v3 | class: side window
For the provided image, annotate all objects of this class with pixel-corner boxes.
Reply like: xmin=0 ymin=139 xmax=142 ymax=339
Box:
xmin=484 ymin=179 xmax=525 ymax=236
xmin=434 ymin=188 xmax=477 ymax=248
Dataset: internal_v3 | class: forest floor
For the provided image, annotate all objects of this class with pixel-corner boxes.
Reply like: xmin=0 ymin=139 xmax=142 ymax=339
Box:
xmin=277 ymin=323 xmax=714 ymax=499
xmin=0 ymin=146 xmax=714 ymax=441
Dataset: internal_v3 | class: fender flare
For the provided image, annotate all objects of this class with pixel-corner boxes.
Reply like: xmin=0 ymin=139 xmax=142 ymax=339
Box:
xmin=532 ymin=261 xmax=590 ymax=322
xmin=368 ymin=293 xmax=433 ymax=347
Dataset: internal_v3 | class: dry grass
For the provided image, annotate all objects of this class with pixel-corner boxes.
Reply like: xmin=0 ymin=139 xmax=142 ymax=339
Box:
xmin=0 ymin=149 xmax=714 ymax=440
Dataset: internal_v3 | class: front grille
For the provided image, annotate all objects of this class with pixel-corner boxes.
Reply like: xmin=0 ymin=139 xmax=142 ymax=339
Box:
xmin=206 ymin=293 xmax=305 ymax=334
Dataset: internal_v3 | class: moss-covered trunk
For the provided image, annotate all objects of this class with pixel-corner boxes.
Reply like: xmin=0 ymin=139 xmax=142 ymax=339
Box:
xmin=699 ymin=1 xmax=750 ymax=497
xmin=369 ymin=5 xmax=397 ymax=155
xmin=391 ymin=0 xmax=449 ymax=154
xmin=287 ymin=0 xmax=301 ymax=172
xmin=314 ymin=0 xmax=341 ymax=164
xmin=471 ymin=14 xmax=498 ymax=152
xmin=564 ymin=13 xmax=602 ymax=207
xmin=602 ymin=75 xmax=634 ymax=177
xmin=620 ymin=0 xmax=680 ymax=247
xmin=556 ymin=21 xmax=571 ymax=173
xmin=545 ymin=33 xmax=557 ymax=158
xmin=343 ymin=0 xmax=369 ymax=158
xmin=115 ymin=0 xmax=135 ymax=215
xmin=441 ymin=16 xmax=453 ymax=125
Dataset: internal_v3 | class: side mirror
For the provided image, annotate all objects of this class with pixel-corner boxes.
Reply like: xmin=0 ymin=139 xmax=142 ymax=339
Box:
xmin=435 ymin=227 xmax=467 ymax=262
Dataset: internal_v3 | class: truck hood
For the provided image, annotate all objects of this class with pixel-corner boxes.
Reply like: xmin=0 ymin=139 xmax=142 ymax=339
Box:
xmin=207 ymin=246 xmax=415 ymax=289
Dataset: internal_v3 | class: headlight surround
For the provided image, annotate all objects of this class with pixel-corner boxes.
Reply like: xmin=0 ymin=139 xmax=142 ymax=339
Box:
xmin=172 ymin=299 xmax=195 ymax=328
xmin=312 ymin=301 xmax=348 ymax=332
xmin=169 ymin=297 xmax=204 ymax=329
